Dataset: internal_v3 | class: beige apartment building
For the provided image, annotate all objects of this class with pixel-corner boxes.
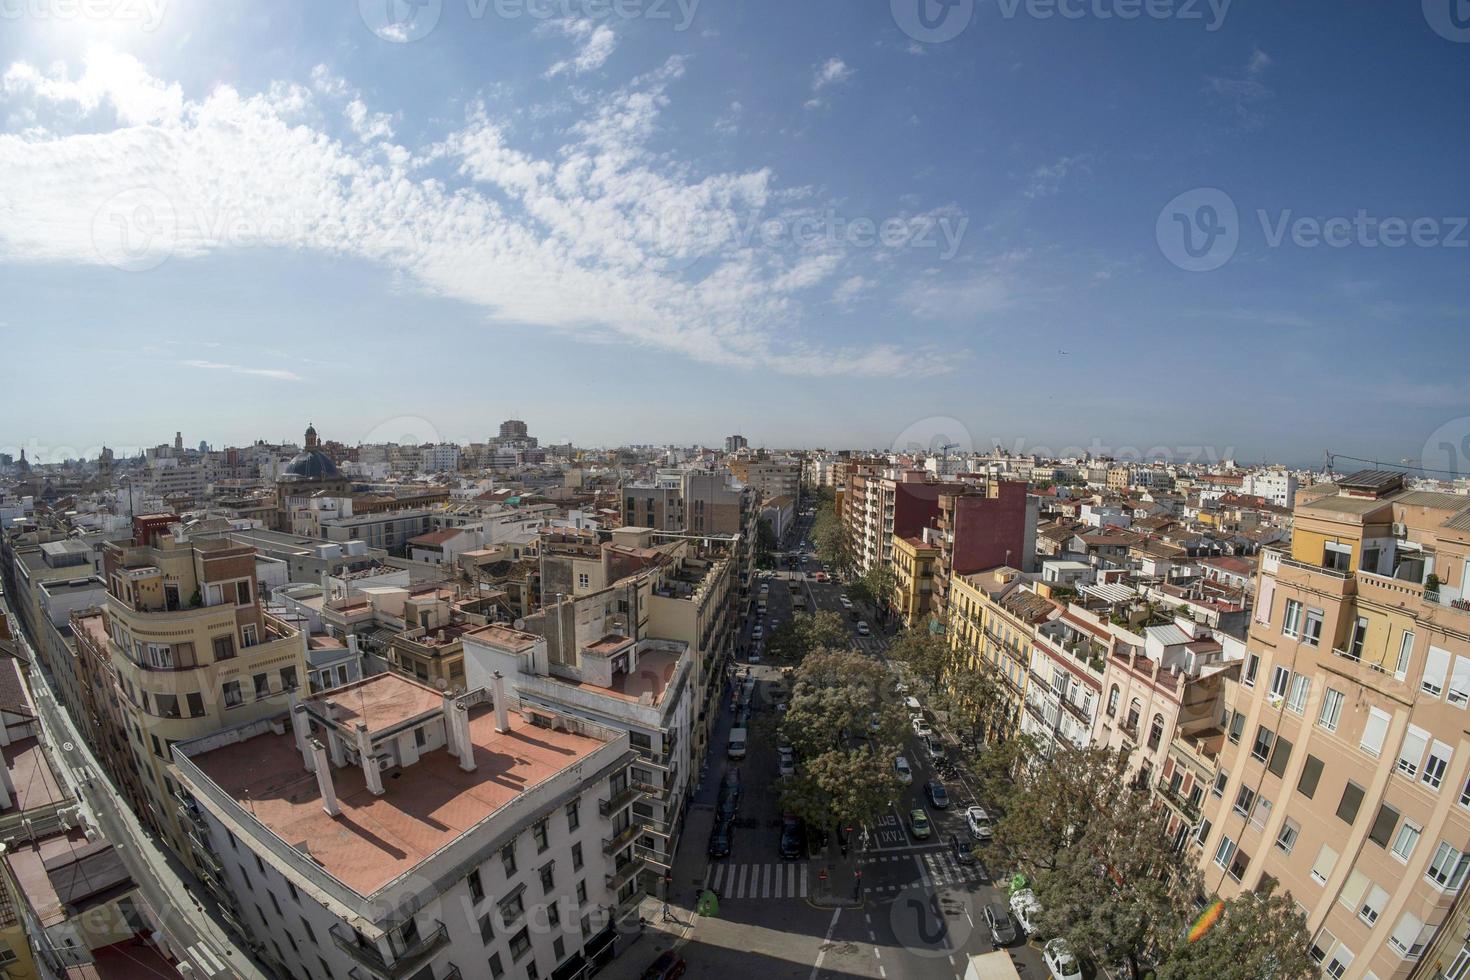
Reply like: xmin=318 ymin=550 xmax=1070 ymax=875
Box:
xmin=100 ymin=519 xmax=306 ymax=864
xmin=1195 ymin=471 xmax=1470 ymax=980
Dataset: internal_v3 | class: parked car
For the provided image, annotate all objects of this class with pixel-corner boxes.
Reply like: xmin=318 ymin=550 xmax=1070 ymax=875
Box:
xmin=912 ymin=717 xmax=934 ymax=739
xmin=759 ymin=583 xmax=769 ymax=594
xmin=717 ymin=772 xmax=742 ymax=821
xmin=925 ymin=737 xmax=946 ymax=762
xmin=966 ymin=805 xmax=993 ymax=841
xmin=642 ymin=951 xmax=687 ymax=980
xmin=1010 ymin=889 xmax=1042 ymax=938
xmin=839 ymin=596 xmax=853 ymax=608
xmin=983 ymin=904 xmax=1019 ymax=947
xmin=925 ymin=780 xmax=950 ymax=809
xmin=779 ymin=813 xmax=805 ymax=859
xmin=855 ymin=621 xmax=871 ymax=636
xmin=751 ymin=625 xmax=763 ymax=640
xmin=778 ymin=747 xmax=796 ymax=777
xmin=909 ymin=808 xmax=932 ymax=840
xmin=903 ymin=696 xmax=922 ymax=711
xmin=1044 ymin=938 xmax=1083 ymax=980
xmin=951 ymin=835 xmax=978 ymax=866
xmin=708 ymin=820 xmax=733 ymax=858
xmin=894 ymin=756 xmax=913 ymax=784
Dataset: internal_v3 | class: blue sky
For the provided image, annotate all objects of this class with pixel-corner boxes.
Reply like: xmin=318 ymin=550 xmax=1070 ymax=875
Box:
xmin=0 ymin=0 xmax=1466 ymax=468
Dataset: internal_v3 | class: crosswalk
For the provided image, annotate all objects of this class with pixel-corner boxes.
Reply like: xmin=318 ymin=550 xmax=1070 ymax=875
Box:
xmin=704 ymin=861 xmax=810 ymax=900
xmin=920 ymin=849 xmax=985 ymax=888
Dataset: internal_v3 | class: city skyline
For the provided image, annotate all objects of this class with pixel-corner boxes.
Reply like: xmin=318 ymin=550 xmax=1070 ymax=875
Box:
xmin=2 ymin=2 xmax=1467 ymax=466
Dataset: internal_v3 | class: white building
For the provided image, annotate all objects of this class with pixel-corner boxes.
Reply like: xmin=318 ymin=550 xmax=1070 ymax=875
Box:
xmin=173 ymin=672 xmax=643 ymax=980
xmin=422 ymin=444 xmax=462 ymax=473
xmin=1242 ymin=468 xmax=1298 ymax=508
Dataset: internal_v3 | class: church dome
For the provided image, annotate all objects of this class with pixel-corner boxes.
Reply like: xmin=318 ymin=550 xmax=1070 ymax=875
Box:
xmin=282 ymin=449 xmax=341 ymax=481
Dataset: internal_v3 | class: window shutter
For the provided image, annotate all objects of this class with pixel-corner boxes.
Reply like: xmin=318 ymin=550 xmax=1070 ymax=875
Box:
xmin=1311 ymin=843 xmax=1339 ymax=883
xmin=1450 ymin=656 xmax=1470 ymax=708
xmin=1368 ymin=804 xmax=1399 ymax=847
xmin=1389 ymin=911 xmax=1424 ymax=955
xmin=1359 ymin=707 xmax=1390 ymax=756
xmin=1398 ymin=725 xmax=1430 ymax=777
xmin=1337 ymin=781 xmax=1365 ymax=825
xmin=1298 ymin=754 xmax=1323 ymax=799
xmin=1268 ymin=734 xmax=1293 ymax=777
xmin=1424 ymin=646 xmax=1451 ymax=696
xmin=1337 ymin=869 xmax=1369 ymax=911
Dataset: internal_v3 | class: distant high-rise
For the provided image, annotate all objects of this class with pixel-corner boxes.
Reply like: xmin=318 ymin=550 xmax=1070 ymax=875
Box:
xmin=725 ymin=434 xmax=748 ymax=453
xmin=499 ymin=419 xmax=528 ymax=441
xmin=174 ymin=430 xmax=183 ymax=451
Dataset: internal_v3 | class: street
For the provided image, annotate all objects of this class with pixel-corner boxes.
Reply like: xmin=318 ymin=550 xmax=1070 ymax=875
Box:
xmin=604 ymin=504 xmax=1048 ymax=980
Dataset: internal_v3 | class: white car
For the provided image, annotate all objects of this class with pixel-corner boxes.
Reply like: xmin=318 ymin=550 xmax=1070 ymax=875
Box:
xmin=839 ymin=596 xmax=852 ymax=608
xmin=759 ymin=583 xmax=769 ymax=594
xmin=777 ymin=749 xmax=796 ymax=778
xmin=1010 ymin=889 xmax=1042 ymax=937
xmin=855 ymin=621 xmax=871 ymax=636
xmin=912 ymin=717 xmax=934 ymax=739
xmin=752 ymin=625 xmax=763 ymax=640
xmin=1044 ymin=938 xmax=1083 ymax=980
xmin=966 ymin=805 xmax=993 ymax=841
xmin=903 ymin=696 xmax=921 ymax=711
xmin=894 ymin=756 xmax=913 ymax=784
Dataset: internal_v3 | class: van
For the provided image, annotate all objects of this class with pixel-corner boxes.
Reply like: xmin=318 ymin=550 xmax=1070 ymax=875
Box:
xmin=1009 ymin=889 xmax=1042 ymax=937
xmin=894 ymin=756 xmax=913 ymax=784
xmin=728 ymin=727 xmax=748 ymax=760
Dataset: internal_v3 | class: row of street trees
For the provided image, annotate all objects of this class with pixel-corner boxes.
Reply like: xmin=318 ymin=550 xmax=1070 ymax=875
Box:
xmin=971 ymin=737 xmax=1315 ymax=978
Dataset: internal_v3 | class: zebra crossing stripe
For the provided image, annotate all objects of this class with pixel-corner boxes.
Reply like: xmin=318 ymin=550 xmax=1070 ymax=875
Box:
xmin=707 ymin=863 xmax=810 ymax=899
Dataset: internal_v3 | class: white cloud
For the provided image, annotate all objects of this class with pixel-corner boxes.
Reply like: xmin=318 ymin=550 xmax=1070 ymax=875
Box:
xmin=832 ymin=275 xmax=870 ymax=304
xmin=3 ymin=46 xmax=181 ymax=126
xmin=1024 ymin=154 xmax=1090 ymax=199
xmin=713 ymin=100 xmax=742 ymax=137
xmin=805 ymin=57 xmax=853 ymax=110
xmin=545 ymin=18 xmax=618 ymax=78
xmin=0 ymin=48 xmax=949 ymax=379
xmin=905 ymin=251 xmax=1030 ymax=320
xmin=182 ymin=360 xmax=303 ymax=382
xmin=1204 ymin=47 xmax=1273 ymax=130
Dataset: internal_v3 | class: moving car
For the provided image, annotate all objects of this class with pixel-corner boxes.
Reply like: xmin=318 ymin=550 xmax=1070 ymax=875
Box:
xmin=1009 ymin=889 xmax=1042 ymax=937
xmin=855 ymin=621 xmax=871 ymax=636
xmin=951 ymin=835 xmax=978 ymax=866
xmin=759 ymin=583 xmax=769 ymax=594
xmin=708 ymin=820 xmax=733 ymax=858
xmin=894 ymin=756 xmax=913 ymax=784
xmin=966 ymin=805 xmax=993 ymax=841
xmin=727 ymin=727 xmax=748 ymax=761
xmin=839 ymin=595 xmax=853 ymax=608
xmin=909 ymin=808 xmax=932 ymax=840
xmin=983 ymin=904 xmax=1019 ymax=947
xmin=779 ymin=813 xmax=805 ymax=859
xmin=1043 ymin=938 xmax=1083 ymax=980
xmin=925 ymin=780 xmax=950 ymax=809
xmin=778 ymin=746 xmax=796 ymax=777
xmin=641 ymin=951 xmax=687 ymax=980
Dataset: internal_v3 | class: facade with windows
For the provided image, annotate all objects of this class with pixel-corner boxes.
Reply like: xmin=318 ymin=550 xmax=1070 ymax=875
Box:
xmin=1195 ymin=471 xmax=1470 ymax=979
xmin=173 ymin=672 xmax=638 ymax=980
xmin=100 ymin=520 xmax=306 ymax=869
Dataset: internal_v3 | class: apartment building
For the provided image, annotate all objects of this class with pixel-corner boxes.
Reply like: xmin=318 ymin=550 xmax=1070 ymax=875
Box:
xmin=846 ymin=470 xmax=967 ymax=574
xmin=1195 ymin=471 xmax=1470 ymax=980
xmin=891 ymin=534 xmax=940 ymax=628
xmin=619 ymin=469 xmax=751 ymax=537
xmin=172 ymin=672 xmax=639 ymax=980
xmin=931 ymin=481 xmax=1037 ymax=615
xmin=945 ymin=568 xmax=1058 ymax=742
xmin=99 ymin=519 xmax=307 ymax=862
xmin=726 ymin=458 xmax=801 ymax=504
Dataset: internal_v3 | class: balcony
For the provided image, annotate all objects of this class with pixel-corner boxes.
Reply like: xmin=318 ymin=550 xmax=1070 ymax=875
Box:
xmin=1156 ymin=779 xmax=1201 ymax=822
xmin=330 ymin=921 xmax=449 ymax=980
xmin=606 ymin=855 xmax=647 ymax=892
xmin=599 ymin=785 xmax=645 ymax=818
xmin=603 ymin=821 xmax=642 ymax=856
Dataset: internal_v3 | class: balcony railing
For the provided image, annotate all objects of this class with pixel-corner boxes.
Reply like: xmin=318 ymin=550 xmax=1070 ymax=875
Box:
xmin=599 ymin=785 xmax=644 ymax=818
xmin=1156 ymin=780 xmax=1201 ymax=822
xmin=602 ymin=821 xmax=642 ymax=856
xmin=606 ymin=856 xmax=647 ymax=892
xmin=330 ymin=921 xmax=449 ymax=980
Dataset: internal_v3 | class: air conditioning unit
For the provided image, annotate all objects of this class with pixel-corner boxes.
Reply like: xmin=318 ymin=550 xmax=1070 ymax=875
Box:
xmin=1391 ymin=523 xmax=1407 ymax=537
xmin=375 ymin=755 xmax=394 ymax=771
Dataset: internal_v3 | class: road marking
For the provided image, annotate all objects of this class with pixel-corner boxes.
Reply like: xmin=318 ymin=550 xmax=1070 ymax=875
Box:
xmin=808 ymin=908 xmax=842 ymax=980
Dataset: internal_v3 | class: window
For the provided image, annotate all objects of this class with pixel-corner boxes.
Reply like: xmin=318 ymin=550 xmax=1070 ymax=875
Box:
xmin=575 ymin=880 xmax=587 ymax=905
xmin=546 ymin=902 xmax=559 ymax=928
xmin=1249 ymin=795 xmax=1272 ymax=830
xmin=241 ymin=625 xmax=258 ymax=648
xmin=1451 ymin=655 xmax=1470 ymax=708
xmin=1302 ymin=608 xmax=1324 ymax=646
xmin=571 ymin=843 xmax=583 ymax=871
xmin=213 ymin=634 xmax=236 ymax=661
xmin=301 ymin=917 xmax=315 ymax=944
xmin=1368 ymin=804 xmax=1400 ymax=848
xmin=1423 ymin=740 xmax=1453 ymax=790
xmin=253 ymin=673 xmax=270 ymax=698
xmin=1318 ymin=688 xmax=1344 ymax=732
xmin=1359 ymin=884 xmax=1388 ymax=926
xmin=577 ymin=572 xmax=589 ymax=589
xmin=1325 ymin=944 xmax=1354 ymax=979
xmin=1282 ymin=600 xmax=1303 ymax=637
xmin=478 ymin=912 xmax=493 ymax=943
xmin=539 ymin=863 xmax=554 ymax=893
xmin=1424 ymin=646 xmax=1451 ymax=698
xmin=1275 ymin=818 xmax=1299 ymax=854
xmin=319 ymin=957 xmax=334 ymax=978
xmin=468 ymin=869 xmax=484 ymax=903
xmin=501 ymin=842 xmax=517 ymax=876
xmin=1427 ymin=841 xmax=1470 ymax=891
xmin=1212 ymin=769 xmax=1228 ymax=797
xmin=1286 ymin=674 xmax=1310 ymax=714
xmin=281 ymin=666 xmax=297 ymax=691
xmin=1107 ymin=685 xmax=1119 ymax=716
xmin=1243 ymin=653 xmax=1260 ymax=687
xmin=1267 ymin=665 xmax=1290 ymax=701
xmin=287 ymin=881 xmax=299 ymax=903
xmin=236 ymin=580 xmax=252 ymax=605
xmin=1390 ymin=911 xmax=1430 ymax=959
xmin=1227 ymin=710 xmax=1245 ymax=744
xmin=269 ymin=893 xmax=282 ymax=916
xmin=1297 ymin=754 xmax=1323 ymax=799
xmin=1213 ymin=835 xmax=1237 ymax=869
xmin=1395 ymin=631 xmax=1415 ymax=681
xmin=499 ymin=891 xmax=525 ymax=925
xmin=1337 ymin=781 xmax=1365 ymax=825
xmin=222 ymin=681 xmax=242 ymax=707
xmin=1194 ymin=818 xmax=1212 ymax=846
xmin=509 ymin=927 xmax=532 ymax=960
xmin=1251 ymin=726 xmax=1275 ymax=763
xmin=488 ymin=953 xmax=504 ymax=979
xmin=1267 ymin=734 xmax=1293 ymax=778
xmin=533 ymin=820 xmax=549 ymax=852
xmin=1392 ymin=821 xmax=1421 ymax=862
xmin=1233 ymin=785 xmax=1256 ymax=817
xmin=1360 ymin=707 xmax=1390 ymax=757
xmin=1310 ymin=843 xmax=1339 ymax=884
xmin=186 ymin=692 xmax=204 ymax=717
xmin=1310 ymin=929 xmax=1338 ymax=964
xmin=1398 ymin=725 xmax=1430 ymax=778
xmin=1147 ymin=714 xmax=1164 ymax=751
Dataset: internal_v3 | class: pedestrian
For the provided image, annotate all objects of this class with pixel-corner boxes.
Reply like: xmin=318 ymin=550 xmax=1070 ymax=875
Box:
xmin=661 ymin=901 xmax=675 ymax=923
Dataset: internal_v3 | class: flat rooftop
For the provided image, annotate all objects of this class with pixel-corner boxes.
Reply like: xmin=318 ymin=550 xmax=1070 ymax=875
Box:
xmin=190 ymin=680 xmax=607 ymax=894
xmin=311 ymin=673 xmax=444 ymax=737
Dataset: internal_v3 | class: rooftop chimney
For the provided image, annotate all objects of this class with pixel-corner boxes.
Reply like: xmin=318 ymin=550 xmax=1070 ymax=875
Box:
xmin=356 ymin=723 xmax=384 ymax=796
xmin=492 ymin=671 xmax=510 ymax=733
xmin=311 ymin=739 xmax=340 ymax=817
xmin=289 ymin=698 xmax=313 ymax=771
xmin=453 ymin=703 xmax=476 ymax=772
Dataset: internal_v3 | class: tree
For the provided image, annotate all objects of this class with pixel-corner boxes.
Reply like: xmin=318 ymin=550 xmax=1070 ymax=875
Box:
xmin=1154 ymin=882 xmax=1315 ymax=980
xmin=887 ymin=627 xmax=951 ymax=693
xmin=754 ymin=518 xmax=777 ymax=569
xmin=780 ymin=748 xmax=901 ymax=832
xmin=765 ymin=610 xmax=849 ymax=666
xmin=931 ymin=663 xmax=1004 ymax=749
xmin=811 ymin=501 xmax=854 ymax=578
xmin=858 ymin=564 xmax=897 ymax=622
